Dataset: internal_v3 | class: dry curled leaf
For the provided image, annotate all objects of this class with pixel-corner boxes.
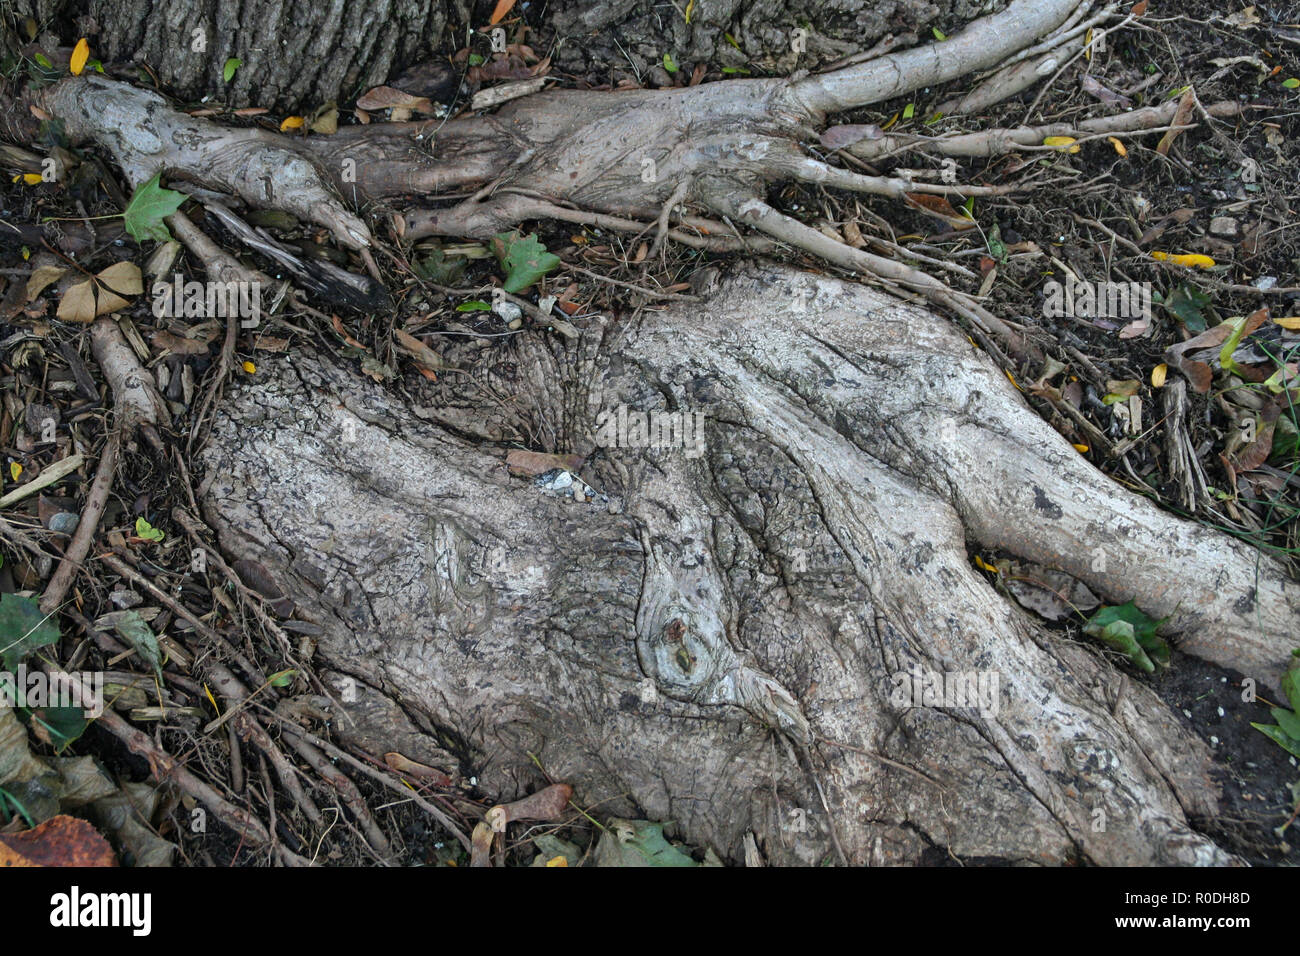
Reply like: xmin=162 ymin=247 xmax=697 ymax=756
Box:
xmin=486 ymin=782 xmax=574 ymax=832
xmin=355 ymin=86 xmax=435 ymax=114
xmin=506 ymin=449 xmax=585 ymax=477
xmin=57 ymin=261 xmax=142 ymax=323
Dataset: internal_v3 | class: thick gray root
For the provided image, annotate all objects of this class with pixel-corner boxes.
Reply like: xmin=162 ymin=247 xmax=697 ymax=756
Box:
xmin=198 ymin=264 xmax=1292 ymax=866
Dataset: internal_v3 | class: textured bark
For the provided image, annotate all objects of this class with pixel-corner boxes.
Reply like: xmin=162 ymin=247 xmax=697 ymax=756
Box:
xmin=21 ymin=0 xmax=1005 ymax=112
xmin=198 ymin=264 xmax=1297 ymax=866
xmin=79 ymin=0 xmax=453 ymax=110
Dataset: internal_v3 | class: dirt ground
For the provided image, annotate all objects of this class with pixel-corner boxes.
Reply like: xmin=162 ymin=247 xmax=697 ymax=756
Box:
xmin=0 ymin=1 xmax=1297 ymax=866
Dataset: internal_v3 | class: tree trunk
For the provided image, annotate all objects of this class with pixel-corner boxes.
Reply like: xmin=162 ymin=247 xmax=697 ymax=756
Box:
xmin=15 ymin=0 xmax=997 ymax=111
xmin=199 ymin=263 xmax=1294 ymax=866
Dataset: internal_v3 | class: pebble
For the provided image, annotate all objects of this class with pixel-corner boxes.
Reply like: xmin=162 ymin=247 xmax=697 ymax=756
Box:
xmin=1209 ymin=216 xmax=1240 ymax=238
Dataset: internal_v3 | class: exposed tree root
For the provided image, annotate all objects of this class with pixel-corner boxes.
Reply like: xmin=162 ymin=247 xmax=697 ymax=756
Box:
xmin=13 ymin=0 xmax=1294 ymax=866
xmin=198 ymin=263 xmax=1298 ymax=865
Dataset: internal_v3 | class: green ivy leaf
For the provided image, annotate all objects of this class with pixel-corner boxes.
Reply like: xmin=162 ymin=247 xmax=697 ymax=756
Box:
xmin=490 ymin=231 xmax=561 ymax=294
xmin=223 ymin=57 xmax=241 ymax=82
xmin=0 ymin=593 xmax=60 ymax=670
xmin=134 ymin=516 xmax=165 ymax=542
xmin=1156 ymin=283 xmax=1212 ymax=333
xmin=123 ymin=173 xmax=187 ymax=243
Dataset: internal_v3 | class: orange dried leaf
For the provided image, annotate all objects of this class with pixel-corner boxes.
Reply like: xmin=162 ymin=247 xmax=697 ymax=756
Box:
xmin=488 ymin=0 xmax=517 ymax=25
xmin=279 ymin=115 xmax=304 ymax=131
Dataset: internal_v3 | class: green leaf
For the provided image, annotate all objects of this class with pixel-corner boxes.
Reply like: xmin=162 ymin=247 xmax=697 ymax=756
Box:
xmin=123 ymin=173 xmax=187 ymax=243
xmin=1218 ymin=314 xmax=1255 ymax=378
xmin=134 ymin=516 xmax=165 ymax=542
xmin=987 ymin=223 xmax=1007 ymax=262
xmin=662 ymin=52 xmax=678 ymax=73
xmin=1283 ymin=78 xmax=1300 ymax=89
xmin=456 ymin=300 xmax=492 ymax=312
xmin=24 ymin=706 xmax=90 ymax=754
xmin=1251 ymin=722 xmax=1300 ymax=759
xmin=1157 ymin=283 xmax=1212 ymax=333
xmin=268 ymin=669 xmax=297 ymax=687
xmin=468 ymin=53 xmax=484 ymax=66
xmin=1270 ymin=706 xmax=1300 ymax=741
xmin=413 ymin=246 xmax=467 ymax=285
xmin=1282 ymin=651 xmax=1300 ymax=714
xmin=932 ymin=27 xmax=947 ymax=41
xmin=902 ymin=102 xmax=915 ymax=120
xmin=33 ymin=53 xmax=51 ymax=68
xmin=0 ymin=593 xmax=60 ymax=671
xmin=223 ymin=57 xmax=241 ymax=82
xmin=1084 ymin=600 xmax=1170 ymax=671
xmin=105 ymin=609 xmax=164 ymax=680
xmin=597 ymin=820 xmax=698 ymax=866
xmin=490 ymin=231 xmax=561 ymax=294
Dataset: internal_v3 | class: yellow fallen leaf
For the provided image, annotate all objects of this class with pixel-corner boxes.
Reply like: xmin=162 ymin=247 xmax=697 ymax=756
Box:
xmin=242 ymin=360 xmax=256 ymax=374
xmin=545 ymin=855 xmax=568 ymax=867
xmin=279 ymin=116 xmax=304 ymax=131
xmin=12 ymin=173 xmax=42 ymax=185
xmin=1273 ymin=316 xmax=1300 ymax=330
xmin=1150 ymin=251 xmax=1216 ymax=269
xmin=1043 ymin=135 xmax=1081 ymax=154
xmin=974 ymin=556 xmax=1000 ymax=574
xmin=1151 ymin=363 xmax=1168 ymax=388
xmin=1107 ymin=136 xmax=1127 ymax=157
xmin=1005 ymin=369 xmax=1020 ymax=390
xmin=1072 ymin=443 xmax=1090 ymax=454
xmin=70 ymin=38 xmax=89 ymax=76
xmin=10 ymin=463 xmax=21 ymax=482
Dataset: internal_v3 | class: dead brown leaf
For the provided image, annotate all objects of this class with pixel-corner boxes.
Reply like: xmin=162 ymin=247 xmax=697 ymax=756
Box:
xmin=0 ymin=814 xmax=117 ymax=867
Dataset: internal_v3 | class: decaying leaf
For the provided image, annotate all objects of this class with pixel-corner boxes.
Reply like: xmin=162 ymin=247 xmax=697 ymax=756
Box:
xmin=506 ymin=449 xmax=584 ymax=477
xmin=0 ymin=814 xmax=116 ymax=867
